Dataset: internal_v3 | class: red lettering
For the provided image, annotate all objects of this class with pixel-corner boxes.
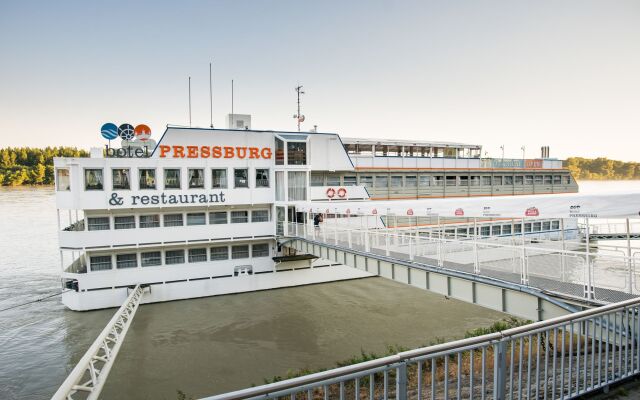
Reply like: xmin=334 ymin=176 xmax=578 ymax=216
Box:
xmin=200 ymin=146 xmax=210 ymax=158
xmin=159 ymin=145 xmax=170 ymax=158
xmin=187 ymin=146 xmax=198 ymax=158
xmin=261 ymin=147 xmax=272 ymax=159
xmin=236 ymin=147 xmax=247 ymax=159
xmin=223 ymin=146 xmax=234 ymax=158
xmin=249 ymin=147 xmax=259 ymax=159
xmin=212 ymin=146 xmax=222 ymax=158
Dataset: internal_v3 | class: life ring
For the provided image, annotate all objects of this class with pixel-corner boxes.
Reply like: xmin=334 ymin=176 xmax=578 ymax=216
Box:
xmin=337 ymin=188 xmax=347 ymax=198
xmin=326 ymin=188 xmax=336 ymax=198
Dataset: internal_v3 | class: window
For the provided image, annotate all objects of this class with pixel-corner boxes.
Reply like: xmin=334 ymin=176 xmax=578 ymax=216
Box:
xmin=502 ymin=225 xmax=512 ymax=235
xmin=114 ymin=216 xmax=135 ymax=230
xmin=481 ymin=176 xmax=492 ymax=186
xmin=288 ymin=171 xmax=307 ymax=201
xmin=326 ymin=175 xmax=340 ymax=186
xmin=493 ymin=176 xmax=502 ymax=185
xmin=533 ymin=222 xmax=542 ymax=232
xmin=544 ymin=175 xmax=552 ymax=185
xmin=90 ymin=256 xmax=112 ymax=271
xmin=504 ymin=176 xmax=513 ymax=185
xmin=391 ymin=176 xmax=403 ymax=187
xmin=552 ymin=220 xmax=560 ymax=230
xmin=164 ymin=169 xmax=181 ymax=189
xmin=231 ymin=211 xmax=249 ymax=223
xmin=311 ymin=173 xmax=324 ymax=187
xmin=251 ymin=210 xmax=269 ymax=222
xmin=515 ymin=176 xmax=524 ymax=185
xmin=535 ymin=176 xmax=543 ymax=185
xmin=275 ymin=171 xmax=285 ymax=201
xmin=56 ymin=168 xmax=70 ymax=191
xmin=88 ymin=217 xmax=110 ymax=231
xmin=84 ymin=169 xmax=104 ymax=190
xmin=470 ymin=176 xmax=480 ymax=186
xmin=252 ymin=243 xmax=269 ymax=257
xmin=543 ymin=221 xmax=551 ymax=231
xmin=165 ymin=250 xmax=185 ymax=265
xmin=359 ymin=176 xmax=373 ymax=188
xmin=188 ymin=168 xmax=204 ymax=189
xmin=553 ymin=175 xmax=561 ymax=185
xmin=419 ymin=175 xmax=431 ymax=187
xmin=433 ymin=176 xmax=444 ymax=186
xmin=275 ymin=138 xmax=285 ymax=165
xmin=446 ymin=176 xmax=457 ymax=186
xmin=141 ymin=251 xmax=161 ymax=267
xmin=525 ymin=223 xmax=532 ymax=233
xmin=139 ymin=169 xmax=156 ymax=189
xmin=255 ymin=169 xmax=269 ymax=187
xmin=459 ymin=176 xmax=469 ymax=186
xmin=481 ymin=226 xmax=490 ymax=236
xmin=525 ymin=175 xmax=534 ymax=185
xmin=514 ymin=224 xmax=522 ymax=234
xmin=343 ymin=176 xmax=357 ymax=186
xmin=287 ymin=142 xmax=307 ymax=165
xmin=112 ymin=168 xmax=130 ymax=190
xmin=234 ymin=168 xmax=249 ymax=188
xmin=211 ymin=169 xmax=227 ymax=188
xmin=492 ymin=225 xmax=502 ymax=235
xmin=232 ymin=245 xmax=250 ymax=259
xmin=210 ymin=246 xmax=228 ymax=261
xmin=164 ymin=214 xmax=184 ymax=227
xmin=188 ymin=248 xmax=207 ymax=263
xmin=209 ymin=211 xmax=228 ymax=224
xmin=406 ymin=176 xmax=417 ymax=188
xmin=565 ymin=176 xmax=571 ymax=184
xmin=186 ymin=212 xmax=206 ymax=226
xmin=116 ymin=253 xmax=137 ymax=269
xmin=139 ymin=215 xmax=160 ymax=228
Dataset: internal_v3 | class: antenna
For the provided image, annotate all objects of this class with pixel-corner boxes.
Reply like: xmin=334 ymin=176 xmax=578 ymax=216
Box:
xmin=293 ymin=85 xmax=305 ymax=132
xmin=231 ymin=79 xmax=234 ymax=129
xmin=209 ymin=62 xmax=213 ymax=128
xmin=188 ymin=76 xmax=192 ymax=127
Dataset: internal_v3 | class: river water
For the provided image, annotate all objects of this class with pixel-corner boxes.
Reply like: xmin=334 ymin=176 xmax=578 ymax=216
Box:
xmin=0 ymin=182 xmax=638 ymax=399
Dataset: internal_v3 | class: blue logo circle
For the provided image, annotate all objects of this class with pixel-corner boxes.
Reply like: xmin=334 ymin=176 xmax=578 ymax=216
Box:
xmin=118 ymin=124 xmax=135 ymax=140
xmin=101 ymin=123 xmax=118 ymax=140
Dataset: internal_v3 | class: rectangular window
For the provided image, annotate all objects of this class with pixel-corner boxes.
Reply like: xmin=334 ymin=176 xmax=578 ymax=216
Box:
xmin=433 ymin=176 xmax=444 ymax=186
xmin=275 ymin=138 xmax=285 ymax=165
xmin=210 ymin=246 xmax=228 ymax=261
xmin=288 ymin=171 xmax=307 ymax=201
xmin=114 ymin=216 xmax=135 ymax=230
xmin=326 ymin=174 xmax=340 ymax=186
xmin=164 ymin=169 xmax=181 ymax=189
xmin=543 ymin=221 xmax=551 ymax=231
xmin=552 ymin=220 xmax=560 ymax=230
xmin=493 ymin=176 xmax=503 ymax=185
xmin=459 ymin=176 xmax=469 ymax=186
xmin=525 ymin=175 xmax=534 ymax=185
xmin=533 ymin=222 xmax=542 ymax=232
xmin=391 ymin=176 xmax=403 ymax=187
xmin=164 ymin=214 xmax=184 ymax=227
xmin=514 ymin=224 xmax=522 ymax=234
xmin=359 ymin=176 xmax=373 ymax=188
xmin=139 ymin=215 xmax=160 ymax=228
xmin=234 ymin=168 xmax=249 ymax=188
xmin=211 ymin=169 xmax=227 ymax=188
xmin=165 ymin=250 xmax=185 ymax=265
xmin=112 ymin=168 xmax=130 ymax=190
xmin=141 ymin=251 xmax=161 ymax=267
xmin=502 ymin=225 xmax=512 ymax=235
xmin=515 ymin=176 xmax=524 ymax=185
xmin=480 ymin=226 xmax=490 ymax=236
xmin=84 ymin=169 xmax=104 ymax=191
xmin=186 ymin=212 xmax=206 ymax=226
xmin=287 ymin=142 xmax=307 ymax=165
xmin=419 ymin=175 xmax=431 ymax=187
xmin=565 ymin=176 xmax=571 ymax=184
xmin=116 ymin=253 xmax=137 ymax=269
xmin=56 ymin=168 xmax=71 ymax=191
xmin=470 ymin=176 xmax=480 ymax=186
xmin=446 ymin=176 xmax=457 ymax=186
xmin=492 ymin=225 xmax=502 ymax=235
xmin=231 ymin=211 xmax=249 ymax=223
xmin=252 ymin=243 xmax=269 ymax=257
xmin=406 ymin=176 xmax=417 ymax=188
xmin=188 ymin=248 xmax=207 ymax=263
xmin=275 ymin=171 xmax=285 ymax=201
xmin=343 ymin=176 xmax=357 ymax=186
xmin=251 ymin=210 xmax=269 ymax=222
xmin=209 ymin=211 xmax=228 ymax=224
xmin=535 ymin=175 xmax=544 ymax=185
xmin=232 ymin=245 xmax=250 ymax=259
xmin=482 ymin=176 xmax=492 ymax=186
xmin=553 ymin=175 xmax=561 ymax=185
xmin=88 ymin=217 xmax=110 ymax=231
xmin=310 ymin=173 xmax=324 ymax=187
xmin=375 ymin=176 xmax=388 ymax=188
xmin=139 ymin=169 xmax=156 ymax=189
xmin=504 ymin=176 xmax=513 ymax=185
xmin=255 ymin=168 xmax=270 ymax=187
xmin=188 ymin=168 xmax=205 ymax=189
xmin=90 ymin=256 xmax=112 ymax=271
xmin=525 ymin=223 xmax=532 ymax=233
xmin=544 ymin=175 xmax=552 ymax=184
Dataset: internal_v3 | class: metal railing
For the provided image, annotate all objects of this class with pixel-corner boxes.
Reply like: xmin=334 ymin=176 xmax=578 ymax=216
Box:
xmin=202 ymin=296 xmax=640 ymax=400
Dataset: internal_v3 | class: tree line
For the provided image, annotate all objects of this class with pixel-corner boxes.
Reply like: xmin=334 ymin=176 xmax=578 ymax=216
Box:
xmin=564 ymin=157 xmax=640 ymax=180
xmin=0 ymin=147 xmax=88 ymax=186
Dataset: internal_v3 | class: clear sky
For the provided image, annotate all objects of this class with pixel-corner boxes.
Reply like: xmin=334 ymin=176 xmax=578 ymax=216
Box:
xmin=1 ymin=0 xmax=639 ymax=160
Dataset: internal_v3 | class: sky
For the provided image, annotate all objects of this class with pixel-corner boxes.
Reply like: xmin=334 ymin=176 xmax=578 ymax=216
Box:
xmin=0 ymin=0 xmax=639 ymax=161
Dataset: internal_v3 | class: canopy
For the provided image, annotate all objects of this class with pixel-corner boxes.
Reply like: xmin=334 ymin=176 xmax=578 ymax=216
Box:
xmin=293 ymin=192 xmax=640 ymax=219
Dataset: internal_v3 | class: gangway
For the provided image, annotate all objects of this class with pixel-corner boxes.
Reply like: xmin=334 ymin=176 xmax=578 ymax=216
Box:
xmin=580 ymin=220 xmax=640 ymax=240
xmin=51 ymin=285 xmax=145 ymax=400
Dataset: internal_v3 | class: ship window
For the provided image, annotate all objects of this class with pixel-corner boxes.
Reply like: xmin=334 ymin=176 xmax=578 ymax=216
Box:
xmin=565 ymin=176 xmax=571 ymax=184
xmin=114 ymin=216 xmax=136 ymax=230
xmin=375 ymin=176 xmax=388 ymax=188
xmin=90 ymin=256 xmax=112 ymax=271
xmin=165 ymin=250 xmax=185 ymax=265
xmin=419 ymin=175 xmax=431 ymax=187
xmin=56 ymin=168 xmax=71 ymax=191
xmin=188 ymin=248 xmax=207 ymax=263
xmin=139 ymin=215 xmax=160 ymax=229
xmin=275 ymin=171 xmax=285 ymax=201
xmin=552 ymin=220 xmax=560 ymax=230
xmin=164 ymin=214 xmax=184 ymax=227
xmin=211 ymin=169 xmax=227 ymax=188
xmin=311 ymin=173 xmax=324 ymax=187
xmin=255 ymin=169 xmax=270 ymax=188
xmin=543 ymin=221 xmax=551 ymax=231
xmin=515 ymin=176 xmax=524 ymax=185
xmin=524 ymin=223 xmax=532 ymax=233
xmin=387 ymin=146 xmax=400 ymax=157
xmin=493 ymin=176 xmax=502 ymax=186
xmin=251 ymin=210 xmax=269 ymax=222
xmin=164 ymin=169 xmax=181 ymax=189
xmin=186 ymin=212 xmax=206 ymax=226
xmin=553 ymin=175 xmax=561 ymax=184
xmin=533 ymin=222 xmax=542 ymax=232
xmin=288 ymin=171 xmax=307 ymax=201
xmin=502 ymin=224 xmax=512 ymax=235
xmin=84 ymin=168 xmax=104 ymax=191
xmin=231 ymin=211 xmax=249 ymax=224
xmin=514 ymin=224 xmax=522 ymax=234
xmin=535 ymin=176 xmax=543 ymax=184
xmin=525 ymin=175 xmax=534 ymax=185
xmin=210 ymin=211 xmax=228 ymax=224
xmin=343 ymin=176 xmax=357 ymax=186
xmin=405 ymin=176 xmax=417 ymax=188
xmin=446 ymin=176 xmax=457 ymax=186
xmin=287 ymin=142 xmax=307 ymax=165
xmin=139 ymin=169 xmax=156 ymax=189
xmin=504 ymin=176 xmax=513 ymax=185
xmin=391 ymin=176 xmax=403 ymax=187
xmin=359 ymin=176 xmax=373 ymax=188
xmin=141 ymin=251 xmax=161 ymax=267
xmin=459 ymin=176 xmax=469 ymax=186
xmin=480 ymin=226 xmax=490 ymax=236
xmin=544 ymin=175 xmax=552 ymax=184
xmin=481 ymin=176 xmax=491 ymax=186
xmin=116 ymin=253 xmax=137 ymax=269
xmin=492 ymin=225 xmax=502 ymax=235
xmin=326 ymin=174 xmax=340 ymax=186
xmin=275 ymin=138 xmax=285 ymax=165
xmin=210 ymin=246 xmax=229 ymax=260
xmin=470 ymin=176 xmax=480 ymax=186
xmin=87 ymin=217 xmax=110 ymax=231
xmin=112 ymin=168 xmax=130 ymax=190
xmin=188 ymin=168 xmax=205 ymax=189
xmin=234 ymin=168 xmax=249 ymax=188
xmin=433 ymin=176 xmax=444 ymax=186
xmin=231 ymin=245 xmax=250 ymax=259
xmin=252 ymin=243 xmax=269 ymax=257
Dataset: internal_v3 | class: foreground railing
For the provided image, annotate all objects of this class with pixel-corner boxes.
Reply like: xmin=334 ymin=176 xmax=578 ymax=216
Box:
xmin=202 ymin=297 xmax=640 ymax=400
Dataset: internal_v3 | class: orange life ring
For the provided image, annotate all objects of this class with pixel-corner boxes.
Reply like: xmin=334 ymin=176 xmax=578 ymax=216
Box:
xmin=337 ymin=188 xmax=347 ymax=198
xmin=326 ymin=188 xmax=336 ymax=198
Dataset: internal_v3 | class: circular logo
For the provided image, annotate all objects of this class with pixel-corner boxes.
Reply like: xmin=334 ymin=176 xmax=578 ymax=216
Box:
xmin=118 ymin=124 xmax=135 ymax=140
xmin=134 ymin=124 xmax=152 ymax=141
xmin=101 ymin=123 xmax=118 ymax=140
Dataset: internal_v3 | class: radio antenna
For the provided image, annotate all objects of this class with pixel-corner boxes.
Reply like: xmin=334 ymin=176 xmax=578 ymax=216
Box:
xmin=209 ymin=62 xmax=213 ymax=128
xmin=231 ymin=79 xmax=234 ymax=128
xmin=188 ymin=76 xmax=192 ymax=127
xmin=293 ymin=85 xmax=305 ymax=132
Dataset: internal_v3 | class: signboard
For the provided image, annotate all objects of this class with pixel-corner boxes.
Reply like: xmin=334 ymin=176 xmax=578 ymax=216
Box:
xmin=157 ymin=145 xmax=272 ymax=159
xmin=108 ymin=191 xmax=227 ymax=207
xmin=489 ymin=159 xmax=543 ymax=169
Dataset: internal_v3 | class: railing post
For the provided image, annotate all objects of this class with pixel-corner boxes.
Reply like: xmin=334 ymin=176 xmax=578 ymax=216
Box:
xmin=493 ymin=341 xmax=507 ymax=400
xmin=627 ymin=218 xmax=633 ymax=294
xmin=437 ymin=215 xmax=443 ymax=267
xmin=584 ymin=217 xmax=594 ymax=300
xmin=396 ymin=362 xmax=407 ymax=400
xmin=473 ymin=217 xmax=480 ymax=274
xmin=560 ymin=218 xmax=566 ymax=281
xmin=521 ymin=218 xmax=528 ymax=285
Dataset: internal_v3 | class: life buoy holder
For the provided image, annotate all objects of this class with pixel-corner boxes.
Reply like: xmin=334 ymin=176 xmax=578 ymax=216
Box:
xmin=326 ymin=188 xmax=336 ymax=198
xmin=337 ymin=188 xmax=347 ymax=198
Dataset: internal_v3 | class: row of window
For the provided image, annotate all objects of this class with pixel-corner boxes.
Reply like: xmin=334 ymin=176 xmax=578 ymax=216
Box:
xmin=311 ymin=174 xmax=572 ymax=188
xmin=85 ymin=210 xmax=270 ymax=231
xmin=89 ymin=243 xmax=270 ymax=271
xmin=436 ymin=220 xmax=562 ymax=237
